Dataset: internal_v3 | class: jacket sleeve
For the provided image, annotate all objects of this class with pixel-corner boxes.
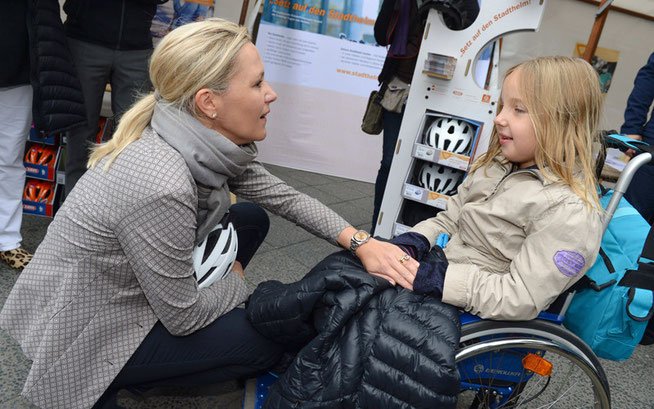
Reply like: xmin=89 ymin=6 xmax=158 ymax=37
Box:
xmin=442 ymin=200 xmax=602 ymax=320
xmin=374 ymin=0 xmax=397 ymax=46
xmin=115 ymin=186 xmax=248 ymax=336
xmin=621 ymin=52 xmax=654 ymax=136
xmin=409 ymin=169 xmax=473 ymax=247
xmin=228 ymin=161 xmax=350 ymax=245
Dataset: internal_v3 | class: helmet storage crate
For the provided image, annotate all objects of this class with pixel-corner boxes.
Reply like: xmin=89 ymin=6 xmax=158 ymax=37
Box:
xmin=375 ymin=0 xmax=547 ymax=238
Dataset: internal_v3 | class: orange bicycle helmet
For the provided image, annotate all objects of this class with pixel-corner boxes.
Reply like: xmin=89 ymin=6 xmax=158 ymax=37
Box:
xmin=24 ymin=180 xmax=54 ymax=203
xmin=37 ymin=146 xmax=57 ymax=166
xmin=25 ymin=145 xmax=57 ymax=166
xmin=25 ymin=145 xmax=42 ymax=164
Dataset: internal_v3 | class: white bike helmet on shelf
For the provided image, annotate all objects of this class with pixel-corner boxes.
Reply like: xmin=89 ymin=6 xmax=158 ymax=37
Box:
xmin=423 ymin=117 xmax=475 ymax=155
xmin=417 ymin=162 xmax=463 ymax=196
xmin=193 ymin=218 xmax=238 ymax=289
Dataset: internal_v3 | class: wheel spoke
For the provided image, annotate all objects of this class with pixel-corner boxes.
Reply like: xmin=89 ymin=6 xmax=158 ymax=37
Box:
xmin=456 ymin=324 xmax=610 ymax=409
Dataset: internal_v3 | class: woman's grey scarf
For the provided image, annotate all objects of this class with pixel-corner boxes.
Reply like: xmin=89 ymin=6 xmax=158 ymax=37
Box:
xmin=150 ymin=100 xmax=257 ymax=242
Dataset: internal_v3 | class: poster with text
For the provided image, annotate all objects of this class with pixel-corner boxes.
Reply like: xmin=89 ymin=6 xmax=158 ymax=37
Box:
xmin=151 ymin=0 xmax=216 ymax=47
xmin=574 ymin=43 xmax=620 ymax=95
xmin=255 ymin=0 xmax=387 ymax=183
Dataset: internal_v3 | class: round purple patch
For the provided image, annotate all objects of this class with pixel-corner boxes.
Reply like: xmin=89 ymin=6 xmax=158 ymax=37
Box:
xmin=553 ymin=250 xmax=586 ymax=277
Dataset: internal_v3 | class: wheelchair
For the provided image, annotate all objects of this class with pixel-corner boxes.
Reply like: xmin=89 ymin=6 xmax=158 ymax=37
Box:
xmin=454 ymin=134 xmax=654 ymax=409
xmin=455 ymin=310 xmax=610 ymax=408
xmin=244 ymin=135 xmax=651 ymax=409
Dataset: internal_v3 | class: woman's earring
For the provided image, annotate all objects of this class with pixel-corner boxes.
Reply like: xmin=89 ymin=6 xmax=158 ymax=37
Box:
xmin=211 ymin=113 xmax=217 ymax=119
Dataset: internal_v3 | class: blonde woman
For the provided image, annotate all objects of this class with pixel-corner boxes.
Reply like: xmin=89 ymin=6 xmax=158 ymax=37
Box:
xmin=0 ymin=19 xmax=414 ymax=408
xmin=389 ymin=56 xmax=604 ymax=320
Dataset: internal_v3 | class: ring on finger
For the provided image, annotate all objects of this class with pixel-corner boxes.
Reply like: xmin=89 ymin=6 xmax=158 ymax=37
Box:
xmin=399 ymin=254 xmax=410 ymax=264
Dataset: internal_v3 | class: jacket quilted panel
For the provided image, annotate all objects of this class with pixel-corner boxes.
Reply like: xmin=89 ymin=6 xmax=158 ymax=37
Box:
xmin=247 ymin=251 xmax=461 ymax=408
xmin=28 ymin=0 xmax=87 ymax=135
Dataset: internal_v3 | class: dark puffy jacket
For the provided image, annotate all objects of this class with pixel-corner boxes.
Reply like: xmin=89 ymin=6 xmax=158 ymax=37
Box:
xmin=28 ymin=0 xmax=87 ymax=135
xmin=247 ymin=251 xmax=461 ymax=409
xmin=63 ymin=0 xmax=166 ymax=51
xmin=0 ymin=0 xmax=86 ymax=135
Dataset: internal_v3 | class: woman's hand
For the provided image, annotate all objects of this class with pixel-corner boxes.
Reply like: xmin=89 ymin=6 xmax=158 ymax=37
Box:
xmin=232 ymin=261 xmax=245 ymax=280
xmin=625 ymin=134 xmax=643 ymax=158
xmin=356 ymin=238 xmax=420 ymax=290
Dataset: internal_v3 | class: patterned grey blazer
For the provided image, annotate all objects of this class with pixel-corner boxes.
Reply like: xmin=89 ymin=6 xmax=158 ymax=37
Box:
xmin=0 ymin=129 xmax=349 ymax=408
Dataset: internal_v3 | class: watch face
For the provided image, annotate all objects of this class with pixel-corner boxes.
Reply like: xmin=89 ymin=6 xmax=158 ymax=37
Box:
xmin=354 ymin=231 xmax=369 ymax=241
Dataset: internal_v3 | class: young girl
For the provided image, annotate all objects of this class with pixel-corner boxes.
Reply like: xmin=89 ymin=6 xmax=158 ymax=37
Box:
xmin=393 ymin=56 xmax=604 ymax=320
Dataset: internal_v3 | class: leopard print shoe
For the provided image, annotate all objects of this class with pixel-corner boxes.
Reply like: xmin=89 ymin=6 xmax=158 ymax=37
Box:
xmin=1 ymin=247 xmax=33 ymax=270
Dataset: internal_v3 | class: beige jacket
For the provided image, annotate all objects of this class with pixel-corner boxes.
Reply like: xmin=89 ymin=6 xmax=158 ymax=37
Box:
xmin=411 ymin=160 xmax=602 ymax=320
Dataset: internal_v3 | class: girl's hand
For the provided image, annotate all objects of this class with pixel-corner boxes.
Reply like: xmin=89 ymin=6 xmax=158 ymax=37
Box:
xmin=356 ymin=238 xmax=419 ymax=290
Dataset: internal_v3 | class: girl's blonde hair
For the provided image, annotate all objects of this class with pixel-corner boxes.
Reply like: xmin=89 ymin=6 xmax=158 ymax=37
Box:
xmin=472 ymin=56 xmax=604 ymax=209
xmin=88 ymin=18 xmax=251 ymax=169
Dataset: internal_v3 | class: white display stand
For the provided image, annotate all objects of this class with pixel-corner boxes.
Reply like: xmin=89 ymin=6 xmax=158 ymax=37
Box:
xmin=375 ymin=0 xmax=547 ymax=238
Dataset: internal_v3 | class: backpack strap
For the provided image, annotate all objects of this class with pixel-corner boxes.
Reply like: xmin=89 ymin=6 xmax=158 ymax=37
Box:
xmin=570 ymin=247 xmax=618 ymax=293
xmin=619 ymin=227 xmax=654 ymax=291
xmin=571 ymin=187 xmax=616 ymax=293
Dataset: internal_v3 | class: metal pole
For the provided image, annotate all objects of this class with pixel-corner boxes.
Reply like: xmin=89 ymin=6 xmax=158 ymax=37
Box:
xmin=582 ymin=0 xmax=613 ymax=63
xmin=240 ymin=0 xmax=250 ymax=25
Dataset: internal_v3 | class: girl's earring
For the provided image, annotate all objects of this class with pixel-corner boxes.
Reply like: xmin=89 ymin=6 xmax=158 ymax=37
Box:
xmin=211 ymin=113 xmax=217 ymax=119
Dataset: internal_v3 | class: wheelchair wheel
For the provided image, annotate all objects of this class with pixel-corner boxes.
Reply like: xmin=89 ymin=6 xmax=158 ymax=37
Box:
xmin=455 ymin=319 xmax=611 ymax=408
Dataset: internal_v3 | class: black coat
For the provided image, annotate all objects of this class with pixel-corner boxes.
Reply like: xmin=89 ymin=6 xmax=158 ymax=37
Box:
xmin=247 ymin=251 xmax=461 ymax=409
xmin=63 ymin=0 xmax=167 ymax=51
xmin=1 ymin=0 xmax=86 ymax=136
xmin=1 ymin=0 xmax=30 ymax=86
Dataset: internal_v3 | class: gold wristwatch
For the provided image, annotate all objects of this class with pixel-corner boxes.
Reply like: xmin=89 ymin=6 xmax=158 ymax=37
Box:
xmin=350 ymin=230 xmax=370 ymax=255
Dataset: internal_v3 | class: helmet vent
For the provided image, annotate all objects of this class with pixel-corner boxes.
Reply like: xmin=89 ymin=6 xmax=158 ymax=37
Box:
xmin=203 ymin=231 xmax=221 ymax=263
xmin=222 ymin=234 xmax=232 ymax=254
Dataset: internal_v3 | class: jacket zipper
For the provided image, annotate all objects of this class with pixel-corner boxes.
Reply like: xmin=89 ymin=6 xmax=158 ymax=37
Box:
xmin=488 ymin=167 xmax=541 ymax=198
xmin=117 ymin=0 xmax=126 ymax=49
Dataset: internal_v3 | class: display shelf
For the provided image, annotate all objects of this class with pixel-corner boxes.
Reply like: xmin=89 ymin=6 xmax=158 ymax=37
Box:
xmin=393 ymin=222 xmax=411 ymax=236
xmin=375 ymin=1 xmax=546 ymax=238
xmin=402 ymin=182 xmax=450 ymax=210
xmin=412 ymin=143 xmax=470 ymax=170
xmin=27 ymin=124 xmax=60 ymax=145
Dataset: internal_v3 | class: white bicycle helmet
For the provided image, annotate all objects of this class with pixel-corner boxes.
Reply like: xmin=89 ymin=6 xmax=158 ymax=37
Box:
xmin=193 ymin=219 xmax=238 ymax=288
xmin=423 ymin=117 xmax=474 ymax=155
xmin=417 ymin=162 xmax=463 ymax=196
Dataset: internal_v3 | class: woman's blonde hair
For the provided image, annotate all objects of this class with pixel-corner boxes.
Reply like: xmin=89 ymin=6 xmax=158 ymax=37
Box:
xmin=88 ymin=18 xmax=251 ymax=169
xmin=472 ymin=56 xmax=603 ymax=209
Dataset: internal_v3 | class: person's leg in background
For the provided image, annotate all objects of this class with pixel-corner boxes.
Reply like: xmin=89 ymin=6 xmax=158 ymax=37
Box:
xmin=371 ymin=109 xmax=404 ymax=234
xmin=624 ymin=166 xmax=654 ymax=225
xmin=110 ymin=48 xmax=153 ymax=126
xmin=0 ymin=85 xmax=33 ymax=269
xmin=65 ymin=39 xmax=112 ymax=196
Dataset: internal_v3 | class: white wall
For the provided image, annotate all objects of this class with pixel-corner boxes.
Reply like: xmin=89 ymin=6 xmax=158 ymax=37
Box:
xmin=213 ymin=0 xmax=259 ymax=26
xmin=499 ymin=0 xmax=654 ymax=131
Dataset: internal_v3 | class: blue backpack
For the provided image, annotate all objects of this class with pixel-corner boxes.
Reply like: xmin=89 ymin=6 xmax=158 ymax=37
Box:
xmin=564 ymin=187 xmax=654 ymax=361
